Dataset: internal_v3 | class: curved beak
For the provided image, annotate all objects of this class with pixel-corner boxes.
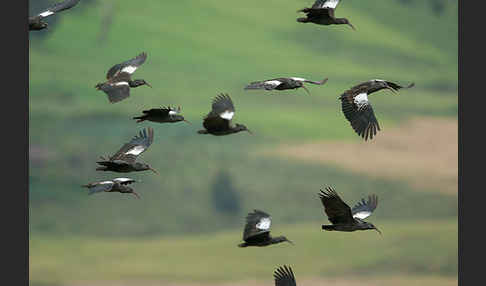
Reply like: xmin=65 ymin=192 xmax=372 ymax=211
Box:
xmin=348 ymin=23 xmax=356 ymax=31
xmin=246 ymin=129 xmax=253 ymax=135
xmin=145 ymin=82 xmax=152 ymax=88
xmin=287 ymin=239 xmax=294 ymax=245
xmin=132 ymin=191 xmax=141 ymax=199
xmin=183 ymin=119 xmax=192 ymax=125
xmin=149 ymin=167 xmax=158 ymax=174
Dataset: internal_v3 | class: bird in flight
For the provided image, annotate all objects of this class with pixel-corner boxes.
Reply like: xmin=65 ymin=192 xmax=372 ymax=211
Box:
xmin=82 ymin=177 xmax=141 ymax=199
xmin=238 ymin=210 xmax=293 ymax=247
xmin=198 ymin=94 xmax=251 ymax=136
xmin=95 ymin=52 xmax=151 ymax=103
xmin=96 ymin=127 xmax=157 ymax=174
xmin=133 ymin=106 xmax=190 ymax=124
xmin=245 ymin=77 xmax=328 ymax=95
xmin=297 ymin=0 xmax=355 ymax=30
xmin=29 ymin=0 xmax=81 ymax=31
xmin=274 ymin=265 xmax=297 ymax=286
xmin=340 ymin=79 xmax=415 ymax=140
xmin=318 ymin=186 xmax=381 ymax=235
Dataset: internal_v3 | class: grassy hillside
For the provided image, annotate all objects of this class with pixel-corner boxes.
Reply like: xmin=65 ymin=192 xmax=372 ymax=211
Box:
xmin=30 ymin=219 xmax=457 ymax=285
xmin=29 ymin=0 xmax=457 ymax=237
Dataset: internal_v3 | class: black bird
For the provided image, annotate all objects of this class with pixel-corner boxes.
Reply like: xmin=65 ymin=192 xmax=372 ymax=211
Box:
xmin=29 ymin=0 xmax=81 ymax=31
xmin=274 ymin=265 xmax=297 ymax=286
xmin=340 ymin=79 xmax=415 ymax=140
xmin=95 ymin=52 xmax=151 ymax=103
xmin=245 ymin=77 xmax=328 ymax=95
xmin=96 ymin=127 xmax=157 ymax=174
xmin=297 ymin=0 xmax=355 ymax=30
xmin=133 ymin=106 xmax=190 ymax=124
xmin=238 ymin=210 xmax=293 ymax=247
xmin=82 ymin=177 xmax=141 ymax=199
xmin=198 ymin=94 xmax=251 ymax=136
xmin=318 ymin=186 xmax=381 ymax=235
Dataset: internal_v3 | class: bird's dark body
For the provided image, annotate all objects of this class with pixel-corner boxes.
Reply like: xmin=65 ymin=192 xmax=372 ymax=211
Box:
xmin=133 ymin=107 xmax=187 ymax=124
xmin=83 ymin=182 xmax=132 ymax=194
xmin=238 ymin=210 xmax=292 ymax=248
xmin=29 ymin=0 xmax=81 ymax=31
xmin=339 ymin=80 xmax=414 ymax=140
xmin=96 ymin=160 xmax=152 ymax=173
xmin=197 ymin=125 xmax=248 ymax=136
xmin=82 ymin=178 xmax=140 ymax=198
xmin=297 ymin=7 xmax=354 ymax=29
xmin=318 ymin=187 xmax=381 ymax=235
xmin=270 ymin=78 xmax=303 ymax=90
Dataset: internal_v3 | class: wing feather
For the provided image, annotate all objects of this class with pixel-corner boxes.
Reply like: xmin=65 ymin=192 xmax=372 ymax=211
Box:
xmin=352 ymin=194 xmax=378 ymax=220
xmin=318 ymin=187 xmax=355 ymax=224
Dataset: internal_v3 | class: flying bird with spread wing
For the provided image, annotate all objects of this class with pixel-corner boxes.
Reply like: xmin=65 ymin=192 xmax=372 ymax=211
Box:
xmin=318 ymin=186 xmax=381 ymax=235
xmin=95 ymin=52 xmax=151 ymax=103
xmin=29 ymin=0 xmax=81 ymax=31
xmin=96 ymin=127 xmax=157 ymax=174
xmin=82 ymin=177 xmax=141 ymax=199
xmin=297 ymin=0 xmax=355 ymax=30
xmin=198 ymin=94 xmax=251 ymax=136
xmin=238 ymin=210 xmax=293 ymax=247
xmin=340 ymin=79 xmax=415 ymax=140
xmin=133 ymin=106 xmax=190 ymax=124
xmin=274 ymin=265 xmax=297 ymax=286
xmin=245 ymin=77 xmax=328 ymax=95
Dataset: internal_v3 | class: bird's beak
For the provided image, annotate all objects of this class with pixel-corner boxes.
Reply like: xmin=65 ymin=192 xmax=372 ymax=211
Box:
xmin=246 ymin=129 xmax=253 ymax=135
xmin=287 ymin=239 xmax=294 ymax=245
xmin=149 ymin=167 xmax=158 ymax=174
xmin=320 ymin=78 xmax=329 ymax=85
xmin=374 ymin=227 xmax=382 ymax=236
xmin=348 ymin=23 xmax=356 ymax=31
xmin=183 ymin=119 xmax=192 ymax=125
xmin=145 ymin=82 xmax=152 ymax=88
xmin=385 ymin=85 xmax=398 ymax=94
xmin=132 ymin=192 xmax=141 ymax=199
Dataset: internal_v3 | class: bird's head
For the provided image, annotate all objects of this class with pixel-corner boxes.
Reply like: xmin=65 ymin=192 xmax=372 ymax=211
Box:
xmin=273 ymin=236 xmax=294 ymax=245
xmin=375 ymin=80 xmax=398 ymax=94
xmin=235 ymin=124 xmax=252 ymax=135
xmin=131 ymin=79 xmax=152 ymax=88
xmin=366 ymin=223 xmax=382 ymax=236
xmin=134 ymin=162 xmax=158 ymax=174
xmin=342 ymin=19 xmax=356 ymax=31
xmin=174 ymin=115 xmax=191 ymax=124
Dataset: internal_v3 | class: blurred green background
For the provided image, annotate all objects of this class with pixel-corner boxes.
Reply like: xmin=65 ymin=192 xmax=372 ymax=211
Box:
xmin=29 ymin=0 xmax=458 ymax=285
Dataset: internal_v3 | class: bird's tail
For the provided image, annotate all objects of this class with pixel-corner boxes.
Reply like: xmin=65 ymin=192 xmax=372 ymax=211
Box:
xmin=238 ymin=243 xmax=248 ymax=248
xmin=132 ymin=115 xmax=147 ymax=123
xmin=297 ymin=17 xmax=310 ymax=23
xmin=244 ymin=82 xmax=265 ymax=90
xmin=322 ymin=225 xmax=335 ymax=231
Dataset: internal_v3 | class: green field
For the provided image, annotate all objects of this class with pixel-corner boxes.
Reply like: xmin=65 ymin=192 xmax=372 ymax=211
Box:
xmin=30 ymin=219 xmax=457 ymax=285
xmin=29 ymin=0 xmax=457 ymax=285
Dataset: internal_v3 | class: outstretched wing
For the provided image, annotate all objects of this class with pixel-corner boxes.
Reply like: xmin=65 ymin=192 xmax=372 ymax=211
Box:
xmin=110 ymin=127 xmax=154 ymax=163
xmin=37 ymin=0 xmax=81 ymax=18
xmin=83 ymin=180 xmax=114 ymax=195
xmin=98 ymin=81 xmax=130 ymax=103
xmin=274 ymin=265 xmax=297 ymax=286
xmin=312 ymin=0 xmax=340 ymax=9
xmin=242 ymin=209 xmax=272 ymax=241
xmin=318 ymin=187 xmax=355 ymax=225
xmin=106 ymin=52 xmax=148 ymax=80
xmin=202 ymin=94 xmax=235 ymax=132
xmin=112 ymin=178 xmax=137 ymax=185
xmin=340 ymin=92 xmax=380 ymax=141
xmin=352 ymin=194 xmax=378 ymax=220
xmin=245 ymin=79 xmax=283 ymax=90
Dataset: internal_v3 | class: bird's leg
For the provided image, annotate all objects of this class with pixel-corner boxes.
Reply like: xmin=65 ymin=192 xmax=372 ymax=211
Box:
xmin=301 ymin=85 xmax=311 ymax=95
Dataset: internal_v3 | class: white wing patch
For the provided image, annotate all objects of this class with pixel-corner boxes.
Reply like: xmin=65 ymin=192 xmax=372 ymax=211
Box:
xmin=115 ymin=82 xmax=129 ymax=86
xmin=121 ymin=66 xmax=137 ymax=74
xmin=256 ymin=217 xmax=271 ymax=230
xmin=322 ymin=0 xmax=339 ymax=9
xmin=113 ymin=178 xmax=134 ymax=183
xmin=265 ymin=80 xmax=282 ymax=87
xmin=125 ymin=145 xmax=145 ymax=156
xmin=99 ymin=181 xmax=114 ymax=185
xmin=39 ymin=11 xmax=55 ymax=17
xmin=168 ymin=110 xmax=178 ymax=116
xmin=353 ymin=211 xmax=372 ymax=220
xmin=290 ymin=77 xmax=307 ymax=82
xmin=220 ymin=110 xmax=234 ymax=120
xmin=354 ymin=92 xmax=369 ymax=110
